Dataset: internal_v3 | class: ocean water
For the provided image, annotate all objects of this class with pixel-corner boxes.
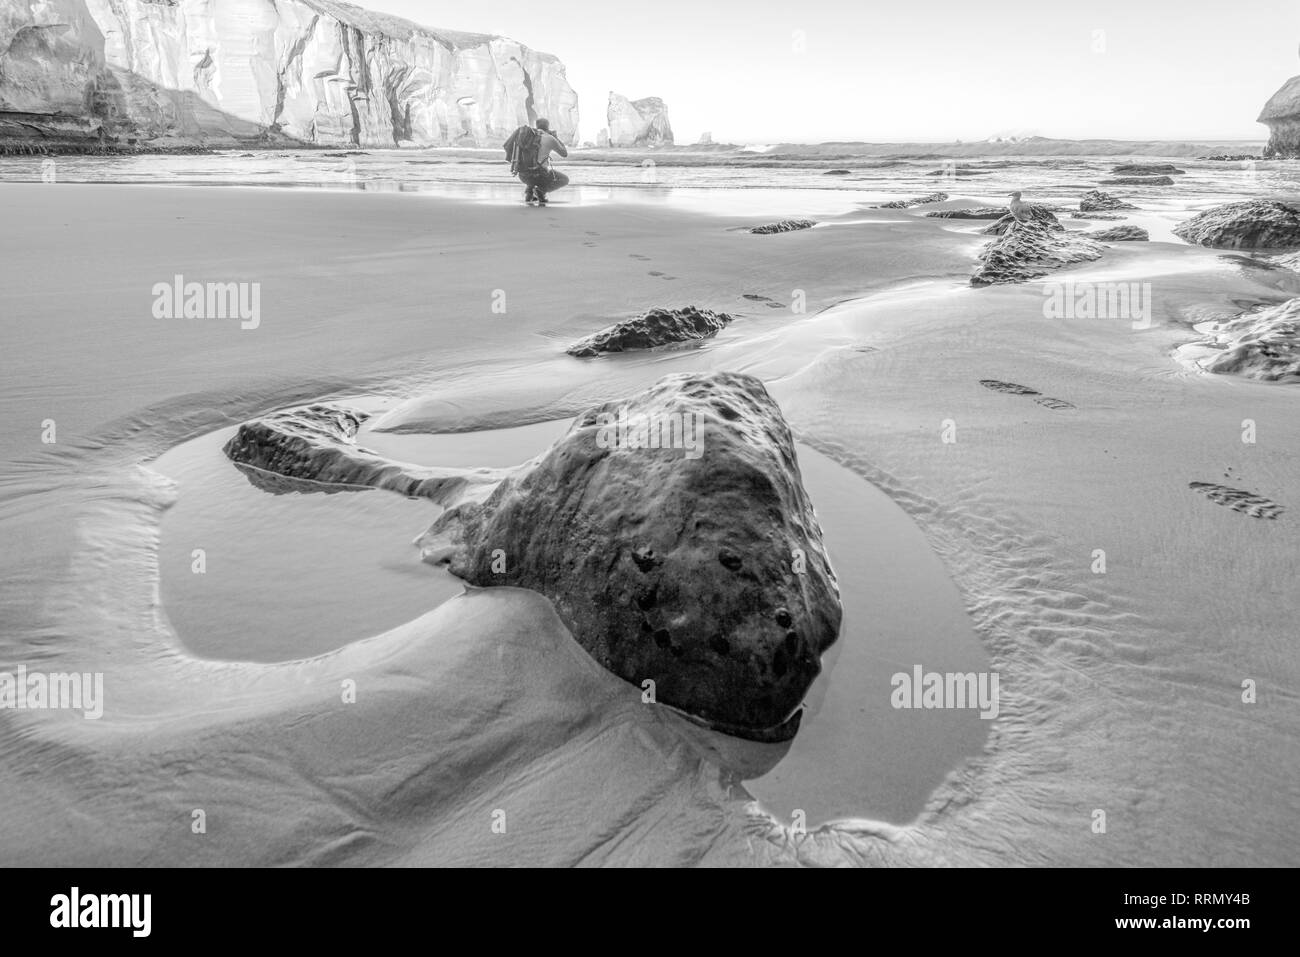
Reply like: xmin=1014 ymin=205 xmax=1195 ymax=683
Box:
xmin=3 ymin=147 xmax=1298 ymax=216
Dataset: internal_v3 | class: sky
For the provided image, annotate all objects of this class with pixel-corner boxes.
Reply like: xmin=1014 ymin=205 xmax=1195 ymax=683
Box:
xmin=376 ymin=0 xmax=1300 ymax=145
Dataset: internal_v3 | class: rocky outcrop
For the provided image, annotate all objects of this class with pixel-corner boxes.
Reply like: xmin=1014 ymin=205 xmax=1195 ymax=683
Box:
xmin=876 ymin=191 xmax=948 ymax=208
xmin=1087 ymin=225 xmax=1149 ymax=242
xmin=981 ymin=205 xmax=1062 ymax=236
xmin=606 ymin=92 xmax=672 ymax=147
xmin=1196 ymin=298 xmax=1300 ymax=382
xmin=223 ymin=403 xmax=502 ymax=499
xmin=1173 ymin=200 xmax=1300 ymax=249
xmin=926 ymin=207 xmax=1007 ymax=219
xmin=1080 ymin=189 xmax=1137 ymax=212
xmin=1100 ymin=176 xmax=1175 ymax=186
xmin=1 ymin=0 xmax=577 ymax=149
xmin=1111 ymin=163 xmax=1184 ymax=176
xmin=416 ymin=371 xmax=842 ymax=739
xmin=749 ymin=219 xmax=816 ymax=234
xmin=1259 ymin=75 xmax=1300 ymax=159
xmin=971 ymin=218 xmax=1104 ymax=286
xmin=566 ymin=307 xmax=733 ymax=357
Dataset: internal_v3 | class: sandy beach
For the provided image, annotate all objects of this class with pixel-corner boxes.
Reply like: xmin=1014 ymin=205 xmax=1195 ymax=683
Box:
xmin=1 ymin=176 xmax=1296 ymax=866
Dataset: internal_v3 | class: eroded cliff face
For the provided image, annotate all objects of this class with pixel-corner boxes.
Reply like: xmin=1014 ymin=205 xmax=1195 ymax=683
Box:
xmin=607 ymin=92 xmax=672 ymax=147
xmin=1259 ymin=75 xmax=1300 ymax=159
xmin=1 ymin=0 xmax=578 ymax=148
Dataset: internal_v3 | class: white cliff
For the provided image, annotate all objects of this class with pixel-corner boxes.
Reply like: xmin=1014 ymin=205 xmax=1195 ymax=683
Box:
xmin=1 ymin=0 xmax=578 ymax=149
xmin=606 ymin=92 xmax=672 ymax=147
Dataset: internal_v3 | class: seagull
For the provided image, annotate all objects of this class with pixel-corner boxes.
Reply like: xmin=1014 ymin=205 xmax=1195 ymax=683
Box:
xmin=1007 ymin=191 xmax=1031 ymax=223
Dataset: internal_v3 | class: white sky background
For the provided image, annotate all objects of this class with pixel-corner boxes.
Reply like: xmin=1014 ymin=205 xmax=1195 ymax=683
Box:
xmin=376 ymin=0 xmax=1300 ymax=144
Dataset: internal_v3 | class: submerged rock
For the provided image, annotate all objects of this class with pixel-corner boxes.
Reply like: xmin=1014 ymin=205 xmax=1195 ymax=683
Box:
xmin=823 ymin=168 xmax=852 ymax=175
xmin=1087 ymin=225 xmax=1149 ymax=242
xmin=1111 ymin=163 xmax=1185 ymax=176
xmin=1197 ymin=298 xmax=1300 ymax=382
xmin=1173 ymin=200 xmax=1300 ymax=249
xmin=971 ymin=218 xmax=1105 ymax=286
xmin=566 ymin=307 xmax=733 ymax=357
xmin=1100 ymin=176 xmax=1175 ymax=186
xmin=877 ymin=191 xmax=948 ymax=209
xmin=749 ymin=219 xmax=817 ymax=234
xmin=1071 ymin=211 xmax=1125 ymax=221
xmin=1079 ymin=189 xmax=1137 ymax=212
xmin=222 ymin=403 xmax=500 ymax=501
xmin=416 ymin=371 xmax=843 ymax=739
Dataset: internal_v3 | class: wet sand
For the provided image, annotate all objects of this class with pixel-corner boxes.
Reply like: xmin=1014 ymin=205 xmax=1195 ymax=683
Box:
xmin=1 ymin=181 xmax=1298 ymax=865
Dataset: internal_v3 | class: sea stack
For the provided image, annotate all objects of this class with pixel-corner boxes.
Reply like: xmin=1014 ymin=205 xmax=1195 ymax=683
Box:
xmin=607 ymin=93 xmax=674 ymax=147
xmin=1260 ymin=75 xmax=1300 ymax=158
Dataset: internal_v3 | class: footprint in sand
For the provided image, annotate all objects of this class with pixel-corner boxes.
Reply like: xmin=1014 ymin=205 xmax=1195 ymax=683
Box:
xmin=629 ymin=253 xmax=652 ymax=261
xmin=1189 ymin=482 xmax=1284 ymax=519
xmin=979 ymin=379 xmax=1076 ymax=410
xmin=649 ymin=270 xmax=665 ymax=276
xmin=583 ymin=241 xmax=596 ymax=247
xmin=585 ymin=231 xmax=600 ymax=236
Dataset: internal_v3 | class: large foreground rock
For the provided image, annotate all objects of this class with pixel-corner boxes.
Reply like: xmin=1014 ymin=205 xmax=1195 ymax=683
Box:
xmin=417 ymin=372 xmax=843 ymax=739
xmin=1259 ymin=75 xmax=1300 ymax=159
xmin=971 ymin=218 xmax=1104 ymax=286
xmin=1173 ymin=200 xmax=1300 ymax=249
xmin=566 ymin=307 xmax=733 ymax=357
xmin=1080 ymin=189 xmax=1137 ymax=212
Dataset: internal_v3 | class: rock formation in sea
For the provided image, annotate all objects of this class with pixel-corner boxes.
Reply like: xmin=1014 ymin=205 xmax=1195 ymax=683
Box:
xmin=1259 ymin=75 xmax=1300 ymax=159
xmin=1100 ymin=176 xmax=1174 ymax=186
xmin=696 ymin=131 xmax=713 ymax=145
xmin=596 ymin=128 xmax=609 ymax=148
xmin=0 ymin=0 xmax=578 ymax=150
xmin=1087 ymin=225 xmax=1149 ymax=242
xmin=925 ymin=207 xmax=1007 ymax=219
xmin=749 ymin=219 xmax=817 ymax=234
xmin=876 ymin=191 xmax=948 ymax=208
xmin=1111 ymin=163 xmax=1184 ymax=176
xmin=1079 ymin=189 xmax=1137 ymax=212
xmin=1173 ymin=200 xmax=1300 ymax=249
xmin=606 ymin=93 xmax=673 ymax=147
xmin=566 ymin=307 xmax=733 ymax=357
xmin=416 ymin=371 xmax=843 ymax=739
xmin=223 ymin=404 xmax=503 ymax=500
xmin=971 ymin=218 xmax=1104 ymax=286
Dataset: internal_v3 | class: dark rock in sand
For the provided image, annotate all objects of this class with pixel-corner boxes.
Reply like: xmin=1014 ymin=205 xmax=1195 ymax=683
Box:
xmin=566 ymin=307 xmax=733 ymax=357
xmin=1079 ymin=189 xmax=1137 ymax=212
xmin=1173 ymin=200 xmax=1300 ymax=249
xmin=823 ymin=168 xmax=852 ymax=175
xmin=1111 ymin=163 xmax=1185 ymax=176
xmin=1099 ymin=175 xmax=1175 ymax=186
xmin=223 ymin=403 xmax=499 ymax=500
xmin=876 ymin=191 xmax=948 ymax=209
xmin=1087 ymin=225 xmax=1149 ymax=242
xmin=416 ymin=371 xmax=842 ymax=740
xmin=971 ymin=218 xmax=1105 ymax=286
xmin=926 ymin=207 xmax=1008 ymax=219
xmin=749 ymin=219 xmax=817 ymax=234
xmin=980 ymin=205 xmax=1062 ymax=236
xmin=1200 ymin=298 xmax=1300 ymax=382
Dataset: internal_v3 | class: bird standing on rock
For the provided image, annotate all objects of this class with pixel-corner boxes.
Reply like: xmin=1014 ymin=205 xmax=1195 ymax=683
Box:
xmin=1008 ymin=191 xmax=1031 ymax=223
